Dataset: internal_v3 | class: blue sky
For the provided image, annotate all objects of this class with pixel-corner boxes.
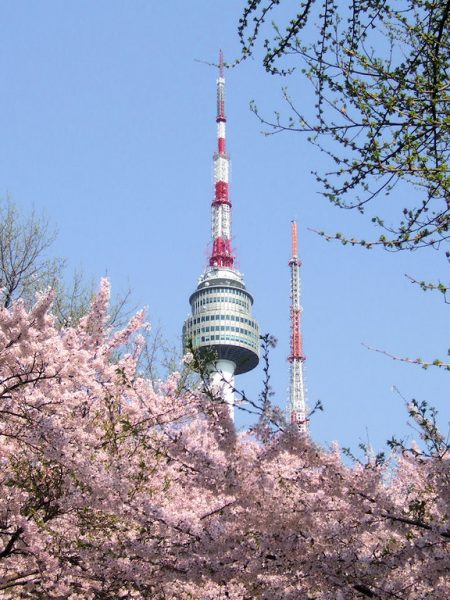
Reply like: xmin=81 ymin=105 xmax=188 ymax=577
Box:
xmin=0 ymin=1 xmax=447 ymax=453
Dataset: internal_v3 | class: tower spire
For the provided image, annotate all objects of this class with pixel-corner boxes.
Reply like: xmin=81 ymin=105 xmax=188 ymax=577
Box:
xmin=288 ymin=221 xmax=307 ymax=433
xmin=210 ymin=50 xmax=233 ymax=268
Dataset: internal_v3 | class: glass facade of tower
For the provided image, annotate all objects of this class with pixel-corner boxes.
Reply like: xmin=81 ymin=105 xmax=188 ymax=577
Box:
xmin=183 ymin=268 xmax=259 ymax=375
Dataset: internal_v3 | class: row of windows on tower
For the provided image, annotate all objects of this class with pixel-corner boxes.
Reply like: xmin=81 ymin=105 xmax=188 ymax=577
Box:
xmin=190 ymin=325 xmax=257 ymax=338
xmin=201 ymin=287 xmax=247 ymax=297
xmin=188 ymin=314 xmax=257 ymax=328
xmin=193 ymin=296 xmax=249 ymax=310
xmin=194 ymin=333 xmax=258 ymax=350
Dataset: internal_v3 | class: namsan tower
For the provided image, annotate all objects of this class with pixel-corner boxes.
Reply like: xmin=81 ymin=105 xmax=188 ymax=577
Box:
xmin=288 ymin=221 xmax=307 ymax=433
xmin=183 ymin=51 xmax=260 ymax=419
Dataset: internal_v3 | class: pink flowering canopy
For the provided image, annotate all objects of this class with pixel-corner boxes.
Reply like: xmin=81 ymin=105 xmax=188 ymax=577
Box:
xmin=0 ymin=280 xmax=448 ymax=599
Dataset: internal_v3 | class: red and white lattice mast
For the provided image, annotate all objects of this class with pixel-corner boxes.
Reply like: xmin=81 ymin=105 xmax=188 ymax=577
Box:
xmin=288 ymin=221 xmax=307 ymax=433
xmin=210 ymin=49 xmax=234 ymax=268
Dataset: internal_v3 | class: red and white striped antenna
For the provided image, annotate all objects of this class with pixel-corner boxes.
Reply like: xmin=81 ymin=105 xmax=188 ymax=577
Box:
xmin=288 ymin=221 xmax=307 ymax=432
xmin=209 ymin=50 xmax=234 ymax=268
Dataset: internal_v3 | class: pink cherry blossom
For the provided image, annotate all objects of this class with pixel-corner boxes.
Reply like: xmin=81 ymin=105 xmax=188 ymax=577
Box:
xmin=0 ymin=281 xmax=448 ymax=599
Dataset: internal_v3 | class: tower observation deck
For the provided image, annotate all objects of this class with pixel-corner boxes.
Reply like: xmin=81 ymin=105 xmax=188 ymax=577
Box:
xmin=183 ymin=52 xmax=260 ymax=416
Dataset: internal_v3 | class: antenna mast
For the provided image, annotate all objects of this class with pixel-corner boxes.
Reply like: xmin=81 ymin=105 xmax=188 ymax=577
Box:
xmin=288 ymin=221 xmax=307 ymax=432
xmin=209 ymin=50 xmax=234 ymax=268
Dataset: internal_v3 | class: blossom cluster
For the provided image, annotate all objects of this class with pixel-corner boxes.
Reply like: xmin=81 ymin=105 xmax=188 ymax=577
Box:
xmin=0 ymin=281 xmax=448 ymax=599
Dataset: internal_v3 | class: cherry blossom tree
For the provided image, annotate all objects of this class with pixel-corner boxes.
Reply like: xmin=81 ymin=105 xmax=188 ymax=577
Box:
xmin=1 ymin=280 xmax=448 ymax=599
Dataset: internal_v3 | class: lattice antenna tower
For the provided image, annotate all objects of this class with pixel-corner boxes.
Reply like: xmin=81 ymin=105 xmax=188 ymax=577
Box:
xmin=288 ymin=221 xmax=307 ymax=432
xmin=209 ymin=49 xmax=233 ymax=268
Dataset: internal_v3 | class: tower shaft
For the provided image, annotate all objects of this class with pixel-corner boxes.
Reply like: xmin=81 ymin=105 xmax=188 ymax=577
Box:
xmin=288 ymin=221 xmax=307 ymax=433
